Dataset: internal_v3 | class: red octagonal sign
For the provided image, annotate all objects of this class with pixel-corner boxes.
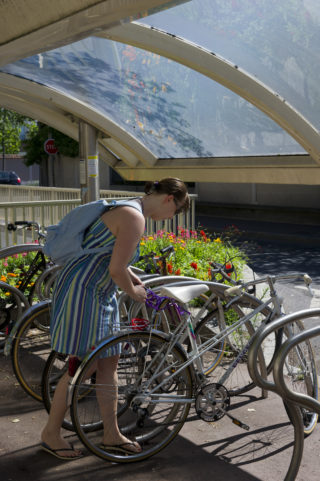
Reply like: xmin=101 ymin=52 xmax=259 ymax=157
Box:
xmin=44 ymin=138 xmax=58 ymax=155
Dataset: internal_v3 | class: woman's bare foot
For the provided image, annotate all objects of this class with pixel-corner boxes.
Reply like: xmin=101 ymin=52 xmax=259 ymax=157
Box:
xmin=101 ymin=434 xmax=141 ymax=453
xmin=41 ymin=429 xmax=83 ymax=459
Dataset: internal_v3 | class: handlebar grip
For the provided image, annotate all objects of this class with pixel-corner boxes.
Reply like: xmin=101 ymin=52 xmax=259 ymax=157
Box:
xmin=7 ymin=223 xmax=17 ymax=231
xmin=160 ymin=245 xmax=174 ymax=255
xmin=225 ymin=286 xmax=243 ymax=297
xmin=14 ymin=221 xmax=31 ymax=226
xmin=303 ymin=274 xmax=312 ymax=286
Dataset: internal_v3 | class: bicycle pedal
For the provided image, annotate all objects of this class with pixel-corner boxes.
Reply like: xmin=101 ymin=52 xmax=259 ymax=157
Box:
xmin=225 ymin=412 xmax=250 ymax=431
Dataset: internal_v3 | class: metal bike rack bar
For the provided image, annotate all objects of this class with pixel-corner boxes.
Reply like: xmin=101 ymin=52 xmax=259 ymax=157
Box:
xmin=273 ymin=325 xmax=320 ymax=412
xmin=247 ymin=307 xmax=320 ymax=481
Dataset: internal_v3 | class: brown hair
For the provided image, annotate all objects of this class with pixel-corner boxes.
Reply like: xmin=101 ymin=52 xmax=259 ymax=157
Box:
xmin=144 ymin=177 xmax=190 ymax=214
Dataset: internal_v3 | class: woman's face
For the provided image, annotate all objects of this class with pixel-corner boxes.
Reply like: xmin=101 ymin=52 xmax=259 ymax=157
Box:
xmin=151 ymin=194 xmax=184 ymax=221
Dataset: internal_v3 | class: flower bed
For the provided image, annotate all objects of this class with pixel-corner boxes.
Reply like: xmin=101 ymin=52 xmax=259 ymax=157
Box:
xmin=134 ymin=226 xmax=247 ymax=281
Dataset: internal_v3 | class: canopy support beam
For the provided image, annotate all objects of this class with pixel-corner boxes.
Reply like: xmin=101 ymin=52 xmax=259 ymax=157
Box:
xmin=79 ymin=121 xmax=99 ymax=203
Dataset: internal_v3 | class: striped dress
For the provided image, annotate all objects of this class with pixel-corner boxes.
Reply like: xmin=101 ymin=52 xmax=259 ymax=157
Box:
xmin=50 ymin=201 xmax=142 ymax=358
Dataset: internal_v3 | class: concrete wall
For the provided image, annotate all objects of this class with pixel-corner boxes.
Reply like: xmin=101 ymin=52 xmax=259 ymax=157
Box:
xmin=197 ymin=182 xmax=320 ymax=208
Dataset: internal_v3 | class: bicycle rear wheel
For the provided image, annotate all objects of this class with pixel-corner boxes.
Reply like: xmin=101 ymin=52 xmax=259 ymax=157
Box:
xmin=70 ymin=330 xmax=193 ymax=463
xmin=11 ymin=301 xmax=51 ymax=401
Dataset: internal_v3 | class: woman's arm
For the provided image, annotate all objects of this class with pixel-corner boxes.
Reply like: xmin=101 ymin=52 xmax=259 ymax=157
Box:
xmin=104 ymin=207 xmax=146 ymax=303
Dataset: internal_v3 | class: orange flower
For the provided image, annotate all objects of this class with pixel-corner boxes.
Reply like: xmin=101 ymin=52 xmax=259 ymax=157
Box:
xmin=175 ymin=268 xmax=181 ymax=275
xmin=167 ymin=263 xmax=173 ymax=274
xmin=190 ymin=262 xmax=198 ymax=270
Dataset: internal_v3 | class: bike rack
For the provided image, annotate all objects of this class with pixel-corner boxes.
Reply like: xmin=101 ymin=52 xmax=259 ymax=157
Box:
xmin=247 ymin=307 xmax=320 ymax=481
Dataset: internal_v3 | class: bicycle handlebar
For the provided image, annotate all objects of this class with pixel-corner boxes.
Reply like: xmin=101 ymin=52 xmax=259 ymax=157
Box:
xmin=8 ymin=220 xmax=41 ymax=231
xmin=224 ymin=272 xmax=313 ymax=298
xmin=7 ymin=221 xmax=46 ymax=240
xmin=138 ymin=245 xmax=175 ymax=263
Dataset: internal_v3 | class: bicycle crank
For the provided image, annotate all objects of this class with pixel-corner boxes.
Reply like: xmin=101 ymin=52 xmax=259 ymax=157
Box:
xmin=195 ymin=383 xmax=250 ymax=431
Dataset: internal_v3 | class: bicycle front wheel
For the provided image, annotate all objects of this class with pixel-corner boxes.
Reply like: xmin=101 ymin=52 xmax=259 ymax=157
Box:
xmin=70 ymin=330 xmax=193 ymax=463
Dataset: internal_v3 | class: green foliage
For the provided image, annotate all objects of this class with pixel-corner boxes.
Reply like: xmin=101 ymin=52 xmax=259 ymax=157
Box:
xmin=0 ymin=108 xmax=35 ymax=155
xmin=24 ymin=122 xmax=79 ymax=166
xmin=134 ymin=226 xmax=247 ymax=281
xmin=0 ymin=250 xmax=41 ymax=299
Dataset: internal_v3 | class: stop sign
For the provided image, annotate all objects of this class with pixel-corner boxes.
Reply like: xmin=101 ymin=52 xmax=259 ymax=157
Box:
xmin=44 ymin=139 xmax=58 ymax=155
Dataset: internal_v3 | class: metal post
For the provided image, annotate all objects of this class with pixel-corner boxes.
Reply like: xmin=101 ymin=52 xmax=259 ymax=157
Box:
xmin=78 ymin=121 xmax=99 ymax=204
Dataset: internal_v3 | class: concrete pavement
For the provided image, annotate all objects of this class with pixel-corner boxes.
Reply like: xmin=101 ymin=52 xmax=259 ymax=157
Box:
xmin=1 ymin=346 xmax=320 ymax=481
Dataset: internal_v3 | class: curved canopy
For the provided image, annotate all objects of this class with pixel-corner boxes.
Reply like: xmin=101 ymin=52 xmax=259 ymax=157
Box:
xmin=0 ymin=0 xmax=182 ymax=66
xmin=1 ymin=0 xmax=320 ymax=184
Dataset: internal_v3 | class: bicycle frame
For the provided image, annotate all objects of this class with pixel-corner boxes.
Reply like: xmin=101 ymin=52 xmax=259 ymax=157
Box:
xmin=131 ymin=296 xmax=273 ymax=404
xmin=130 ymin=273 xmax=313 ymax=405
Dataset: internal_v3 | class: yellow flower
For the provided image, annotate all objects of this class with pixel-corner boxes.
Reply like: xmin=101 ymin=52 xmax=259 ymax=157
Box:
xmin=140 ymin=242 xmax=146 ymax=246
xmin=148 ymin=236 xmax=154 ymax=240
xmin=214 ymin=238 xmax=222 ymax=243
xmin=1 ymin=275 xmax=6 ymax=282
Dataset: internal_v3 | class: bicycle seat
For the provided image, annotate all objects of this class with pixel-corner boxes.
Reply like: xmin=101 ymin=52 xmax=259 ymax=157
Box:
xmin=159 ymin=284 xmax=209 ymax=304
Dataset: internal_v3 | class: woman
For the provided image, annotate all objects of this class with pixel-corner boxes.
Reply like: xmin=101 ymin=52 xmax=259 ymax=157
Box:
xmin=41 ymin=177 xmax=190 ymax=460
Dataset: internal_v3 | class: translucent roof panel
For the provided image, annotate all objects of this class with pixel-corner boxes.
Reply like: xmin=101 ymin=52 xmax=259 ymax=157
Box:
xmin=1 ymin=33 xmax=304 ymax=158
xmin=141 ymin=0 xmax=320 ymax=132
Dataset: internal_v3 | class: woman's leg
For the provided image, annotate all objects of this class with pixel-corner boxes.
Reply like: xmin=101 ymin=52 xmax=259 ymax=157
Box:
xmin=41 ymin=368 xmax=82 ymax=458
xmin=96 ymin=355 xmax=141 ymax=452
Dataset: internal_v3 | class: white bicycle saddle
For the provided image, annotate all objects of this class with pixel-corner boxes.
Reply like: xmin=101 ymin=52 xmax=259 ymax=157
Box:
xmin=159 ymin=284 xmax=209 ymax=304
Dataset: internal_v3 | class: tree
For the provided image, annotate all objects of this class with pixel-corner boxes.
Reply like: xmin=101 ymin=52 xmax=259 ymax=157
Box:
xmin=24 ymin=122 xmax=79 ymax=166
xmin=24 ymin=122 xmax=79 ymax=186
xmin=0 ymin=108 xmax=34 ymax=169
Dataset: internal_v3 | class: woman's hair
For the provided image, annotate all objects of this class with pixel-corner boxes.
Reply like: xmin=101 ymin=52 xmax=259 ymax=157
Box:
xmin=144 ymin=177 xmax=190 ymax=213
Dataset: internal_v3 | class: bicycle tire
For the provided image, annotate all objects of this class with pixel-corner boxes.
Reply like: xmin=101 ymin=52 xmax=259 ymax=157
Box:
xmin=11 ymin=301 xmax=51 ymax=401
xmin=282 ymin=320 xmax=318 ymax=436
xmin=70 ymin=330 xmax=193 ymax=463
xmin=195 ymin=296 xmax=281 ymax=396
xmin=34 ymin=264 xmax=61 ymax=301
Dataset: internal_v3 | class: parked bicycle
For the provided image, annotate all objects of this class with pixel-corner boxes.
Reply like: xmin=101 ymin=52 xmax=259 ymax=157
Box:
xmin=63 ymin=281 xmax=317 ymax=463
xmin=40 ymin=270 xmax=317 ymax=453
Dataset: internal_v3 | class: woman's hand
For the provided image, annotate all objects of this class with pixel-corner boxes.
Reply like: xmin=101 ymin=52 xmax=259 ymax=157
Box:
xmin=128 ymin=269 xmax=143 ymax=286
xmin=130 ymin=285 xmax=147 ymax=303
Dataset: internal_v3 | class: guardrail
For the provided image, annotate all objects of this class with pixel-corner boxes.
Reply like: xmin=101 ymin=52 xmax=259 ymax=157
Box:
xmin=0 ymin=184 xmax=151 ymax=202
xmin=0 ymin=194 xmax=197 ymax=247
